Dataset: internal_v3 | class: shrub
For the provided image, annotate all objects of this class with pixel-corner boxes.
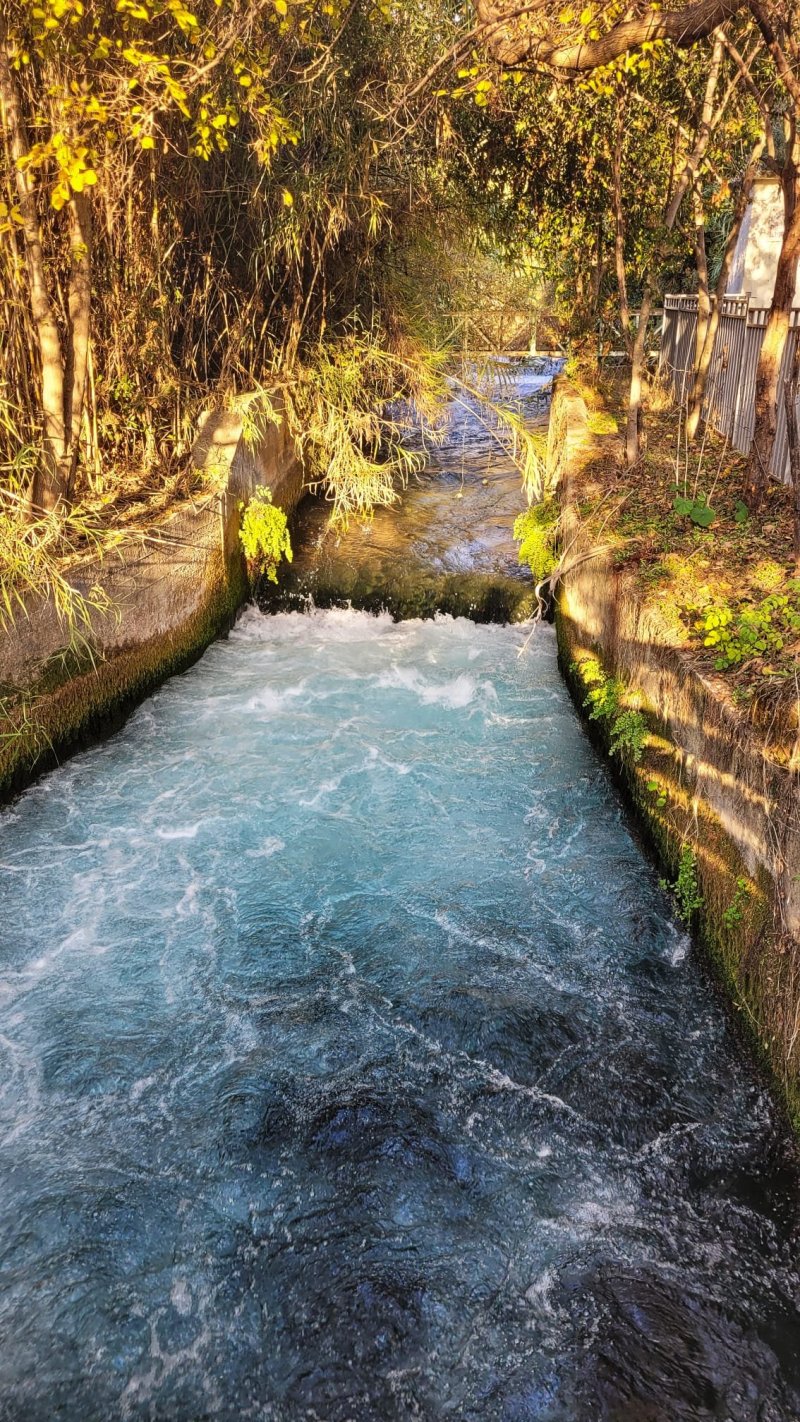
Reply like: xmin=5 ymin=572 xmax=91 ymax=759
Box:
xmin=661 ymin=847 xmax=704 ymax=924
xmin=239 ymin=487 xmax=292 ymax=583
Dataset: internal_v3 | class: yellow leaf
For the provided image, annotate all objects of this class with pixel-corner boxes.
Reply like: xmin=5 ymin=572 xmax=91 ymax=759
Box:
xmin=282 ymin=188 xmax=293 ymax=206
xmin=140 ymin=135 xmax=155 ymax=149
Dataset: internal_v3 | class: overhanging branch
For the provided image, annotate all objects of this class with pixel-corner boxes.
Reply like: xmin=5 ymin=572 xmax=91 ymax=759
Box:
xmin=475 ymin=0 xmax=748 ymax=71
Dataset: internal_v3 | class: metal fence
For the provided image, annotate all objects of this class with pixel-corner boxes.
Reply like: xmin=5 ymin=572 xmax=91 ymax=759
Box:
xmin=660 ymin=292 xmax=800 ymax=481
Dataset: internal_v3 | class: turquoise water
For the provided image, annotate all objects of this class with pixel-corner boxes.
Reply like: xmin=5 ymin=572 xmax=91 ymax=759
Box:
xmin=0 ymin=609 xmax=799 ymax=1420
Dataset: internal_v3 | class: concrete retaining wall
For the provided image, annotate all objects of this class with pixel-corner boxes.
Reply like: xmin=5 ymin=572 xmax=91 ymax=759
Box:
xmin=0 ymin=403 xmax=303 ymax=798
xmin=550 ymin=378 xmax=800 ymax=1123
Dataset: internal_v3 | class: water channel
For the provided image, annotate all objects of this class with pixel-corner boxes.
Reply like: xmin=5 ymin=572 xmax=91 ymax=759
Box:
xmin=0 ymin=366 xmax=799 ymax=1420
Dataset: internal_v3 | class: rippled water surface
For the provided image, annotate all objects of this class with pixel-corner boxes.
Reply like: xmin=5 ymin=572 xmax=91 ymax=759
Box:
xmin=1 ymin=610 xmax=799 ymax=1420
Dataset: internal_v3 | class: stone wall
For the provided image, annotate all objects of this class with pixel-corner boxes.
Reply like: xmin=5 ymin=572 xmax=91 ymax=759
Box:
xmin=550 ymin=378 xmax=800 ymax=1124
xmin=0 ymin=403 xmax=303 ymax=799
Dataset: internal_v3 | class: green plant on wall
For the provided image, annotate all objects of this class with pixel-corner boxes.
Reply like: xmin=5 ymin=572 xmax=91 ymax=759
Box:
xmin=723 ymin=876 xmax=751 ymax=929
xmin=695 ymin=584 xmax=800 ymax=670
xmin=578 ymin=656 xmax=648 ymax=762
xmin=661 ymin=846 xmax=704 ymax=924
xmin=513 ymin=502 xmax=558 ymax=583
xmin=239 ymin=487 xmax=293 ymax=584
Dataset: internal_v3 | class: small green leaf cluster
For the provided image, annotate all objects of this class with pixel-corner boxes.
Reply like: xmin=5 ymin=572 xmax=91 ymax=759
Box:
xmin=513 ymin=502 xmax=558 ymax=582
xmin=578 ymin=656 xmax=648 ymax=762
xmin=646 ymin=778 xmax=667 ymax=808
xmin=661 ymin=847 xmax=704 ymax=925
xmin=238 ymin=486 xmax=292 ymax=583
xmin=695 ymin=582 xmax=800 ymax=670
xmin=722 ymin=877 xmax=751 ymax=930
xmin=673 ymin=492 xmax=715 ymax=528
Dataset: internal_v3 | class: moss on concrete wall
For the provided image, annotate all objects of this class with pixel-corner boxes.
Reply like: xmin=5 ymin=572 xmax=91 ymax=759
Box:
xmin=551 ymin=378 xmax=800 ymax=1128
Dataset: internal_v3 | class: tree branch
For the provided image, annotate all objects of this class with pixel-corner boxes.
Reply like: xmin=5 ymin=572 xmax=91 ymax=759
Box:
xmin=475 ymin=0 xmax=747 ymax=71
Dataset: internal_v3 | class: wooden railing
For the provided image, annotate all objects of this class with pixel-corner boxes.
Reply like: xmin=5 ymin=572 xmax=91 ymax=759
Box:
xmin=660 ymin=293 xmax=800 ymax=481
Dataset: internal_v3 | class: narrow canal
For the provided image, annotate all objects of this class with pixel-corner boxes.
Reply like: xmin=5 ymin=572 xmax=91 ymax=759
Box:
xmin=1 ymin=374 xmax=799 ymax=1420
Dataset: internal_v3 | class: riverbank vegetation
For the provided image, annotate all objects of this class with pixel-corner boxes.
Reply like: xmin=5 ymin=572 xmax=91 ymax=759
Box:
xmin=564 ymin=371 xmax=800 ymax=759
xmin=3 ymin=0 xmax=800 ymax=625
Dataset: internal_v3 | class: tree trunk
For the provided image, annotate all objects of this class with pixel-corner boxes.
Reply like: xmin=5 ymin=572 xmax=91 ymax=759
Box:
xmin=65 ymin=191 xmax=92 ymax=497
xmin=692 ymin=186 xmax=711 ymax=375
xmin=626 ymin=283 xmax=654 ymax=467
xmin=475 ymin=0 xmax=748 ymax=72
xmin=612 ymin=99 xmax=633 ymax=359
xmin=662 ymin=30 xmax=726 ymax=232
xmin=621 ymin=34 xmax=726 ymax=459
xmin=745 ymin=149 xmax=800 ymax=508
xmin=0 ymin=37 xmax=67 ymax=512
xmin=590 ymin=213 xmax=603 ymax=331
xmin=782 ymin=324 xmax=800 ymax=573
xmin=686 ymin=133 xmax=764 ymax=441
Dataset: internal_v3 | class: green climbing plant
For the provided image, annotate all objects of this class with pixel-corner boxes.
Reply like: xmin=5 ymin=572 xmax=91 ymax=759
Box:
xmin=239 ymin=487 xmax=293 ymax=583
xmin=723 ymin=876 xmax=751 ymax=930
xmin=661 ymin=846 xmax=704 ymax=924
xmin=578 ymin=656 xmax=648 ymax=762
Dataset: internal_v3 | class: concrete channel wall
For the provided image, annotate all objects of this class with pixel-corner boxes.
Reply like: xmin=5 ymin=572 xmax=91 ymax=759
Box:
xmin=550 ymin=378 xmax=800 ymax=1125
xmin=0 ymin=404 xmax=304 ymax=799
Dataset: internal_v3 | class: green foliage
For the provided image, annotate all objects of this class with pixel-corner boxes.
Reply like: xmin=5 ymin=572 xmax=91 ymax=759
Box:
xmin=579 ymin=655 xmax=648 ymax=761
xmin=661 ymin=847 xmax=704 ymax=925
xmin=282 ymin=334 xmax=447 ymax=529
xmin=513 ymin=501 xmax=558 ymax=582
xmin=673 ymin=492 xmax=715 ymax=528
xmin=238 ymin=487 xmax=292 ymax=583
xmin=646 ymin=778 xmax=667 ymax=808
xmin=0 ymin=0 xmax=469 ymax=513
xmin=695 ymin=582 xmax=800 ymax=670
xmin=607 ymin=708 xmax=649 ymax=760
xmin=0 ymin=477 xmax=112 ymax=637
xmin=587 ymin=411 xmax=618 ymax=435
xmin=723 ymin=877 xmax=751 ymax=930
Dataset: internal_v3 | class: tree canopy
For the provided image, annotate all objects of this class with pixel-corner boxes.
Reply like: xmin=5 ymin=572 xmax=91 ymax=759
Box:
xmin=2 ymin=0 xmax=800 ymax=537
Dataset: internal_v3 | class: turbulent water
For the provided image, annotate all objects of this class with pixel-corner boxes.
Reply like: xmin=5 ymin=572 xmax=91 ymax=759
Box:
xmin=1 ymin=610 xmax=799 ymax=1421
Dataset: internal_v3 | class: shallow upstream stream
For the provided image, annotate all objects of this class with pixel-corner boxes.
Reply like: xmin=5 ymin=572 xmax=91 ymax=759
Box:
xmin=1 ymin=609 xmax=800 ymax=1420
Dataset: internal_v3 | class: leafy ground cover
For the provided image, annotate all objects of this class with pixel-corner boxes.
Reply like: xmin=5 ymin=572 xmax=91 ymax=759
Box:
xmin=571 ymin=372 xmax=800 ymax=745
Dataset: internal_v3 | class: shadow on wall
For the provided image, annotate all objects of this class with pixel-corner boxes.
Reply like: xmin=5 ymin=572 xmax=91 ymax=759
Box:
xmin=550 ymin=376 xmax=800 ymax=1123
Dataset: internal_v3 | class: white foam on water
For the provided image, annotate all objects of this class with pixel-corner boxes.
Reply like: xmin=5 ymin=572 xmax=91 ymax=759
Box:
xmin=0 ymin=604 xmax=795 ymax=1418
xmin=374 ymin=663 xmax=498 ymax=711
xmin=155 ymin=821 xmax=207 ymax=841
xmin=245 ymin=681 xmax=307 ymax=715
xmin=245 ymin=836 xmax=285 ymax=859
